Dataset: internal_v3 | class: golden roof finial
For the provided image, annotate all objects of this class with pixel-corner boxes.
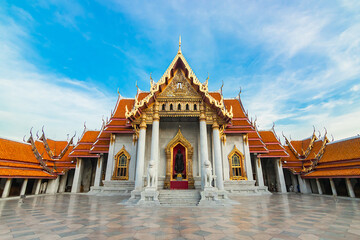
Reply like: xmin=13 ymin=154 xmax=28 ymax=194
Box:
xmin=178 ymin=35 xmax=182 ymax=54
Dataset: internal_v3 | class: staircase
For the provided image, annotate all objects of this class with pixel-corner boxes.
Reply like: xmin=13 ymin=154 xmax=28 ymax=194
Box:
xmin=158 ymin=190 xmax=201 ymax=206
xmin=88 ymin=181 xmax=135 ymax=196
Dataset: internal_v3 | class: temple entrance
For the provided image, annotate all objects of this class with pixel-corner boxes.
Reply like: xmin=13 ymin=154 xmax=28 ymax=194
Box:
xmin=164 ymin=129 xmax=195 ymax=189
xmin=171 ymin=143 xmax=187 ymax=189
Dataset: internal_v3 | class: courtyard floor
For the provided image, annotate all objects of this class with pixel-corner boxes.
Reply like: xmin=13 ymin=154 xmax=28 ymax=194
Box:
xmin=0 ymin=193 xmax=359 ymax=240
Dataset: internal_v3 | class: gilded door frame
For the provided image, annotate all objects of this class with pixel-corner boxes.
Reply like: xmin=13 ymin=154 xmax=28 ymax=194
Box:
xmin=164 ymin=129 xmax=194 ymax=189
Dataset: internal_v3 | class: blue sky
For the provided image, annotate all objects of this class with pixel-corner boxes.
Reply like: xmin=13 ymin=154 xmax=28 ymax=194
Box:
xmin=0 ymin=0 xmax=359 ymax=142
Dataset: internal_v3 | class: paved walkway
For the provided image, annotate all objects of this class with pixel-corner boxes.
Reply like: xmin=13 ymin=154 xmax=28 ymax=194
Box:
xmin=0 ymin=193 xmax=359 ymax=240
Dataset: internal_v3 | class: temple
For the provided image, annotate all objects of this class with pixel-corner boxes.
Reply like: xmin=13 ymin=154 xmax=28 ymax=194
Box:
xmin=1 ymin=40 xmax=360 ymax=203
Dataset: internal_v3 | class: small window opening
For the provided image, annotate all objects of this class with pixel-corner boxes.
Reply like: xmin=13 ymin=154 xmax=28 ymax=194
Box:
xmin=178 ymin=104 xmax=181 ymax=110
xmin=170 ymin=104 xmax=173 ymax=111
xmin=186 ymin=104 xmax=189 ymax=110
xmin=194 ymin=104 xmax=197 ymax=110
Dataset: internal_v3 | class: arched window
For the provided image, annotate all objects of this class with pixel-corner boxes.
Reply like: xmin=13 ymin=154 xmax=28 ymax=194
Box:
xmin=170 ymin=104 xmax=173 ymax=111
xmin=228 ymin=146 xmax=246 ymax=180
xmin=162 ymin=104 xmax=166 ymax=111
xmin=186 ymin=104 xmax=189 ymax=110
xmin=112 ymin=146 xmax=131 ymax=180
xmin=194 ymin=104 xmax=197 ymax=110
xmin=178 ymin=103 xmax=181 ymax=110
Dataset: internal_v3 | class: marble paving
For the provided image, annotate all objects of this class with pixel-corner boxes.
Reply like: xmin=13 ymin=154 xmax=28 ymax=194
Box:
xmin=0 ymin=193 xmax=360 ymax=240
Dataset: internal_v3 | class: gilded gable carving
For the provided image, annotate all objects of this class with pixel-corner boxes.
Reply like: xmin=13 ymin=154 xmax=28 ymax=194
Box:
xmin=158 ymin=70 xmax=199 ymax=99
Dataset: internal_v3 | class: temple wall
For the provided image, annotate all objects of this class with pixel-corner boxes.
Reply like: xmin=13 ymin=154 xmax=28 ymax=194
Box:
xmin=112 ymin=134 xmax=137 ymax=181
xmin=223 ymin=135 xmax=247 ymax=179
xmin=155 ymin=121 xmax=201 ymax=179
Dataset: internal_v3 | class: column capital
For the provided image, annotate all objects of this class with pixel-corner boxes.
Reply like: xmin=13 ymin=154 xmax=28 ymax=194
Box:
xmin=212 ymin=116 xmax=219 ymax=129
xmin=140 ymin=114 xmax=147 ymax=129
xmin=153 ymin=101 xmax=160 ymax=121
xmin=199 ymin=102 xmax=206 ymax=121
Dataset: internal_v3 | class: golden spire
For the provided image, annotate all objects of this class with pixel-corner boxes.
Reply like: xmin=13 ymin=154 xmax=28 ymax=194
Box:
xmin=178 ymin=35 xmax=182 ymax=54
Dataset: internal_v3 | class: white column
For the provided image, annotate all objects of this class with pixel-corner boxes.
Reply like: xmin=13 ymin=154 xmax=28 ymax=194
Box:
xmin=105 ymin=134 xmax=116 ymax=181
xmin=149 ymin=102 xmax=160 ymax=189
xmin=134 ymin=114 xmax=147 ymax=190
xmin=345 ymin=178 xmax=355 ymax=198
xmin=212 ymin=118 xmax=224 ymax=190
xmin=297 ymin=175 xmax=311 ymax=194
xmin=94 ymin=155 xmax=104 ymax=187
xmin=199 ymin=104 xmax=209 ymax=189
xmin=20 ymin=179 xmax=28 ymax=196
xmin=1 ymin=179 xmax=12 ymax=198
xmin=46 ymin=177 xmax=60 ymax=194
xmin=71 ymin=158 xmax=84 ymax=193
xmin=329 ymin=178 xmax=337 ymax=196
xmin=255 ymin=156 xmax=264 ymax=187
xmin=243 ymin=135 xmax=253 ymax=180
xmin=316 ymin=179 xmax=323 ymax=194
xmin=222 ymin=140 xmax=230 ymax=181
xmin=58 ymin=172 xmax=68 ymax=193
xmin=291 ymin=173 xmax=298 ymax=192
xmin=34 ymin=179 xmax=42 ymax=195
xmin=274 ymin=159 xmax=287 ymax=193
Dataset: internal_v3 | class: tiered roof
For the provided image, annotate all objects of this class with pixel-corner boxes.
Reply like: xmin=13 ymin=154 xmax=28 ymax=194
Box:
xmin=258 ymin=131 xmax=289 ymax=158
xmin=302 ymin=136 xmax=360 ymax=178
xmin=69 ymin=129 xmax=100 ymax=158
xmin=0 ymin=129 xmax=75 ymax=178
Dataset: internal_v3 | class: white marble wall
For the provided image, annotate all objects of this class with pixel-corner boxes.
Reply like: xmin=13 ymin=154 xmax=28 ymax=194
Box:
xmin=223 ymin=135 xmax=249 ymax=179
xmin=156 ymin=122 xmax=201 ymax=179
xmin=106 ymin=133 xmax=137 ymax=181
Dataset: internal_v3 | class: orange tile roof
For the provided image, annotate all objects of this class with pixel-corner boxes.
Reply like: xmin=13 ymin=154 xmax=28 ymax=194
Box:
xmin=224 ymin=99 xmax=247 ymax=118
xmin=320 ymin=136 xmax=360 ymax=163
xmin=209 ymin=92 xmax=222 ymax=102
xmin=258 ymin=131 xmax=289 ymax=158
xmin=112 ymin=99 xmax=135 ymax=119
xmin=0 ymin=168 xmax=55 ymax=178
xmin=0 ymin=138 xmax=38 ymax=164
xmin=303 ymin=168 xmax=360 ymax=178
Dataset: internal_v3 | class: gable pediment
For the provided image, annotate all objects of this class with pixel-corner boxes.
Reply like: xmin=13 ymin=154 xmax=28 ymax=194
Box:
xmin=158 ymin=69 xmax=200 ymax=100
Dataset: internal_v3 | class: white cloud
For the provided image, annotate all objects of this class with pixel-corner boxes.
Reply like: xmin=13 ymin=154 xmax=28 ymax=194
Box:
xmin=0 ymin=12 xmax=114 ymax=141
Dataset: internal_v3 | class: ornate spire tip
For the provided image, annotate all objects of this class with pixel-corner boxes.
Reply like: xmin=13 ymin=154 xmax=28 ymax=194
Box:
xmin=178 ymin=35 xmax=182 ymax=54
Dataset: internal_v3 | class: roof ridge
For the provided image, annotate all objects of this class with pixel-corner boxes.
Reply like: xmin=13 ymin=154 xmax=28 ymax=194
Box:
xmin=327 ymin=135 xmax=360 ymax=145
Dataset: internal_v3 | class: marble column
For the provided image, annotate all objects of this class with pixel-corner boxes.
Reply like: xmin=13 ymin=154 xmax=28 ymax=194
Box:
xmin=134 ymin=114 xmax=147 ymax=190
xmin=94 ymin=155 xmax=104 ymax=187
xmin=199 ymin=103 xmax=209 ymax=189
xmin=149 ymin=102 xmax=160 ymax=188
xmin=290 ymin=173 xmax=298 ymax=192
xmin=329 ymin=178 xmax=337 ymax=196
xmin=105 ymin=134 xmax=116 ymax=181
xmin=46 ymin=177 xmax=60 ymax=194
xmin=243 ymin=135 xmax=254 ymax=181
xmin=20 ymin=179 xmax=28 ymax=196
xmin=297 ymin=175 xmax=311 ymax=194
xmin=274 ymin=159 xmax=287 ymax=193
xmin=1 ymin=179 xmax=12 ymax=198
xmin=255 ymin=156 xmax=264 ymax=187
xmin=58 ymin=172 xmax=68 ymax=193
xmin=212 ymin=117 xmax=224 ymax=190
xmin=316 ymin=179 xmax=323 ymax=194
xmin=71 ymin=158 xmax=84 ymax=193
xmin=345 ymin=178 xmax=355 ymax=198
xmin=34 ymin=179 xmax=42 ymax=195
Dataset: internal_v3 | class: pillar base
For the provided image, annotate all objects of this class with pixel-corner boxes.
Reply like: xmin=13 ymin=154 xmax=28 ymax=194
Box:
xmin=199 ymin=187 xmax=219 ymax=205
xmin=137 ymin=187 xmax=160 ymax=206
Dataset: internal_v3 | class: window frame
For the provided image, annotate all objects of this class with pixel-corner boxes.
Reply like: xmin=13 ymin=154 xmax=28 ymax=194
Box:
xmin=228 ymin=146 xmax=247 ymax=180
xmin=112 ymin=146 xmax=131 ymax=180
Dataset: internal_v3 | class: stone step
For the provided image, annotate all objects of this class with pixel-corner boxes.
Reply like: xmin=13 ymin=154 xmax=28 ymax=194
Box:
xmin=158 ymin=190 xmax=201 ymax=206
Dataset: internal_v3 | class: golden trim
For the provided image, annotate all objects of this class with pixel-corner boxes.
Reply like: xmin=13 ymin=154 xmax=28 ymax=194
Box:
xmin=164 ymin=129 xmax=194 ymax=189
xmin=112 ymin=145 xmax=131 ymax=180
xmin=125 ymin=50 xmax=233 ymax=120
xmin=228 ymin=145 xmax=247 ymax=180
